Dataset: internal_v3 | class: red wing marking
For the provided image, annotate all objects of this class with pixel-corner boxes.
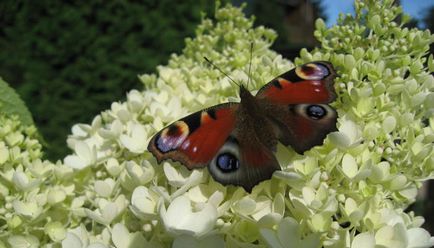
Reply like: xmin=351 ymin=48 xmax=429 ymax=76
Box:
xmin=180 ymin=106 xmax=237 ymax=167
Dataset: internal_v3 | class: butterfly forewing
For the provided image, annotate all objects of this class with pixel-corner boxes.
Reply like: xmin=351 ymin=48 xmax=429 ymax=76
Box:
xmin=148 ymin=103 xmax=238 ymax=169
xmin=256 ymin=61 xmax=337 ymax=104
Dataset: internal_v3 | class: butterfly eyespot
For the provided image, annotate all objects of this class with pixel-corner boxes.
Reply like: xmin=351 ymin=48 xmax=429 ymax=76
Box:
xmin=208 ymin=137 xmax=242 ymax=182
xmin=296 ymin=62 xmax=329 ymax=80
xmin=155 ymin=121 xmax=189 ymax=153
xmin=306 ymin=105 xmax=327 ymax=119
xmin=216 ymin=153 xmax=240 ymax=173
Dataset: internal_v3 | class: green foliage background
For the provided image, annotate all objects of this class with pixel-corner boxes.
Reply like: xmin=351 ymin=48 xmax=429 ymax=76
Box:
xmin=0 ymin=0 xmax=218 ymax=160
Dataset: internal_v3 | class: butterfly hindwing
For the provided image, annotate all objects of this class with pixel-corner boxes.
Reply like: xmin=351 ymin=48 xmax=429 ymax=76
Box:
xmin=262 ymin=102 xmax=337 ymax=153
xmin=207 ymin=132 xmax=280 ymax=191
xmin=148 ymin=103 xmax=238 ymax=169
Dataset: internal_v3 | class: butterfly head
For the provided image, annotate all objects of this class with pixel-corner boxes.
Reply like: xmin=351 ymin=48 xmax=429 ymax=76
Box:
xmin=238 ymin=84 xmax=253 ymax=98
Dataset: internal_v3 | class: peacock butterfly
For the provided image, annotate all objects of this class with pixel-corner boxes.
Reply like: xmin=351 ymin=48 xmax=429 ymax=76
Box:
xmin=148 ymin=61 xmax=337 ymax=191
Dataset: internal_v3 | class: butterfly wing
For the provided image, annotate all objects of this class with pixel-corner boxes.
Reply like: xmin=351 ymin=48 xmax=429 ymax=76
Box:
xmin=256 ymin=61 xmax=337 ymax=103
xmin=207 ymin=133 xmax=280 ymax=192
xmin=262 ymin=102 xmax=337 ymax=153
xmin=148 ymin=103 xmax=238 ymax=169
xmin=148 ymin=97 xmax=280 ymax=192
xmin=256 ymin=61 xmax=338 ymax=153
xmin=197 ymin=86 xmax=290 ymax=191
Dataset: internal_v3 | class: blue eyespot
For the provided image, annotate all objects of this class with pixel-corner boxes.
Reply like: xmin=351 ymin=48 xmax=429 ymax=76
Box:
xmin=216 ymin=153 xmax=239 ymax=173
xmin=307 ymin=105 xmax=326 ymax=119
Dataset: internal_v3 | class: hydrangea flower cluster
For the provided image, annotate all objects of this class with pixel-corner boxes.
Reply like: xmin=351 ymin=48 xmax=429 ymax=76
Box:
xmin=1 ymin=0 xmax=434 ymax=247
xmin=0 ymin=115 xmax=75 ymax=247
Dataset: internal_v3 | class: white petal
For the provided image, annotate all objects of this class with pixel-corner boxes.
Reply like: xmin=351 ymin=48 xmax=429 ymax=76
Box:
xmin=251 ymin=197 xmax=273 ymax=221
xmin=131 ymin=186 xmax=156 ymax=217
xmin=340 ymin=119 xmax=361 ymax=144
xmin=62 ymin=233 xmax=83 ymax=248
xmin=75 ymin=141 xmax=94 ymax=163
xmin=0 ymin=145 xmax=9 ymax=164
xmin=94 ymin=179 xmax=115 ymax=198
xmin=88 ymin=243 xmax=108 ymax=248
xmin=161 ymin=195 xmax=217 ymax=237
xmin=120 ymin=124 xmax=147 ymax=153
xmin=329 ymin=131 xmax=351 ymax=148
xmin=7 ymin=235 xmax=39 ymax=248
xmin=85 ymin=209 xmax=107 ymax=225
xmin=351 ymin=232 xmax=375 ymax=248
xmin=102 ymin=203 xmax=119 ymax=224
xmin=260 ymin=229 xmax=283 ymax=248
xmin=45 ymin=222 xmax=66 ymax=242
xmin=300 ymin=233 xmax=320 ymax=248
xmin=375 ymin=223 xmax=408 ymax=248
xmin=13 ymin=200 xmax=40 ymax=218
xmin=64 ymin=141 xmax=96 ymax=169
xmin=342 ymin=154 xmax=358 ymax=179
xmin=12 ymin=171 xmax=29 ymax=190
xmin=407 ymin=228 xmax=434 ymax=248
xmin=64 ymin=155 xmax=87 ymax=170
xmin=382 ymin=116 xmax=397 ymax=133
xmin=258 ymin=213 xmax=283 ymax=229
xmin=47 ymin=188 xmax=67 ymax=205
xmin=173 ymin=235 xmax=225 ymax=248
xmin=163 ymin=162 xmax=190 ymax=187
xmin=71 ymin=125 xmax=88 ymax=137
xmin=68 ymin=225 xmax=90 ymax=246
xmin=232 ymin=197 xmax=256 ymax=215
xmin=277 ymin=218 xmax=299 ymax=247
xmin=302 ymin=187 xmax=316 ymax=205
xmin=112 ymin=223 xmax=130 ymax=248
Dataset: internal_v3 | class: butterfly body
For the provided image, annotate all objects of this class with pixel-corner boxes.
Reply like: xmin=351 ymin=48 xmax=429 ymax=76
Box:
xmin=148 ymin=61 xmax=338 ymax=191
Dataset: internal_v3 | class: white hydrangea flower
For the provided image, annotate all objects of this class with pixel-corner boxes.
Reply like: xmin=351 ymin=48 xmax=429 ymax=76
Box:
xmin=12 ymin=170 xmax=41 ymax=191
xmin=84 ymin=195 xmax=128 ymax=225
xmin=45 ymin=222 xmax=66 ymax=242
xmin=12 ymin=199 xmax=42 ymax=219
xmin=160 ymin=192 xmax=223 ymax=237
xmin=111 ymin=223 xmax=152 ymax=248
xmin=130 ymin=186 xmax=158 ymax=219
xmin=351 ymin=232 xmax=375 ymax=248
xmin=7 ymin=235 xmax=40 ymax=248
xmin=260 ymin=217 xmax=320 ymax=248
xmin=119 ymin=123 xmax=148 ymax=154
xmin=62 ymin=225 xmax=108 ymax=248
xmin=407 ymin=228 xmax=434 ymax=248
xmin=1 ymin=1 xmax=434 ymax=247
xmin=94 ymin=178 xmax=116 ymax=198
xmin=64 ymin=140 xmax=97 ymax=169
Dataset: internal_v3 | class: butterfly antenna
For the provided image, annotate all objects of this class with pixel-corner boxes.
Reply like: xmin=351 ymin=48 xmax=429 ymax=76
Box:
xmin=247 ymin=42 xmax=254 ymax=90
xmin=204 ymin=57 xmax=240 ymax=87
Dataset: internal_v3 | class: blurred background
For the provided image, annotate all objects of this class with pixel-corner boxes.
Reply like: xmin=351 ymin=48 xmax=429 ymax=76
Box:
xmin=0 ymin=0 xmax=433 ymax=232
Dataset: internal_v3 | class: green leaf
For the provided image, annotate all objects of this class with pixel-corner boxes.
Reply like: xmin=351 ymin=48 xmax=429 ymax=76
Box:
xmin=0 ymin=77 xmax=34 ymax=126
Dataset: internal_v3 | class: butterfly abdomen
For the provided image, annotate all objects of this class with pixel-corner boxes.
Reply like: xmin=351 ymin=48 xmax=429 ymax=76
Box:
xmin=237 ymin=86 xmax=279 ymax=151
